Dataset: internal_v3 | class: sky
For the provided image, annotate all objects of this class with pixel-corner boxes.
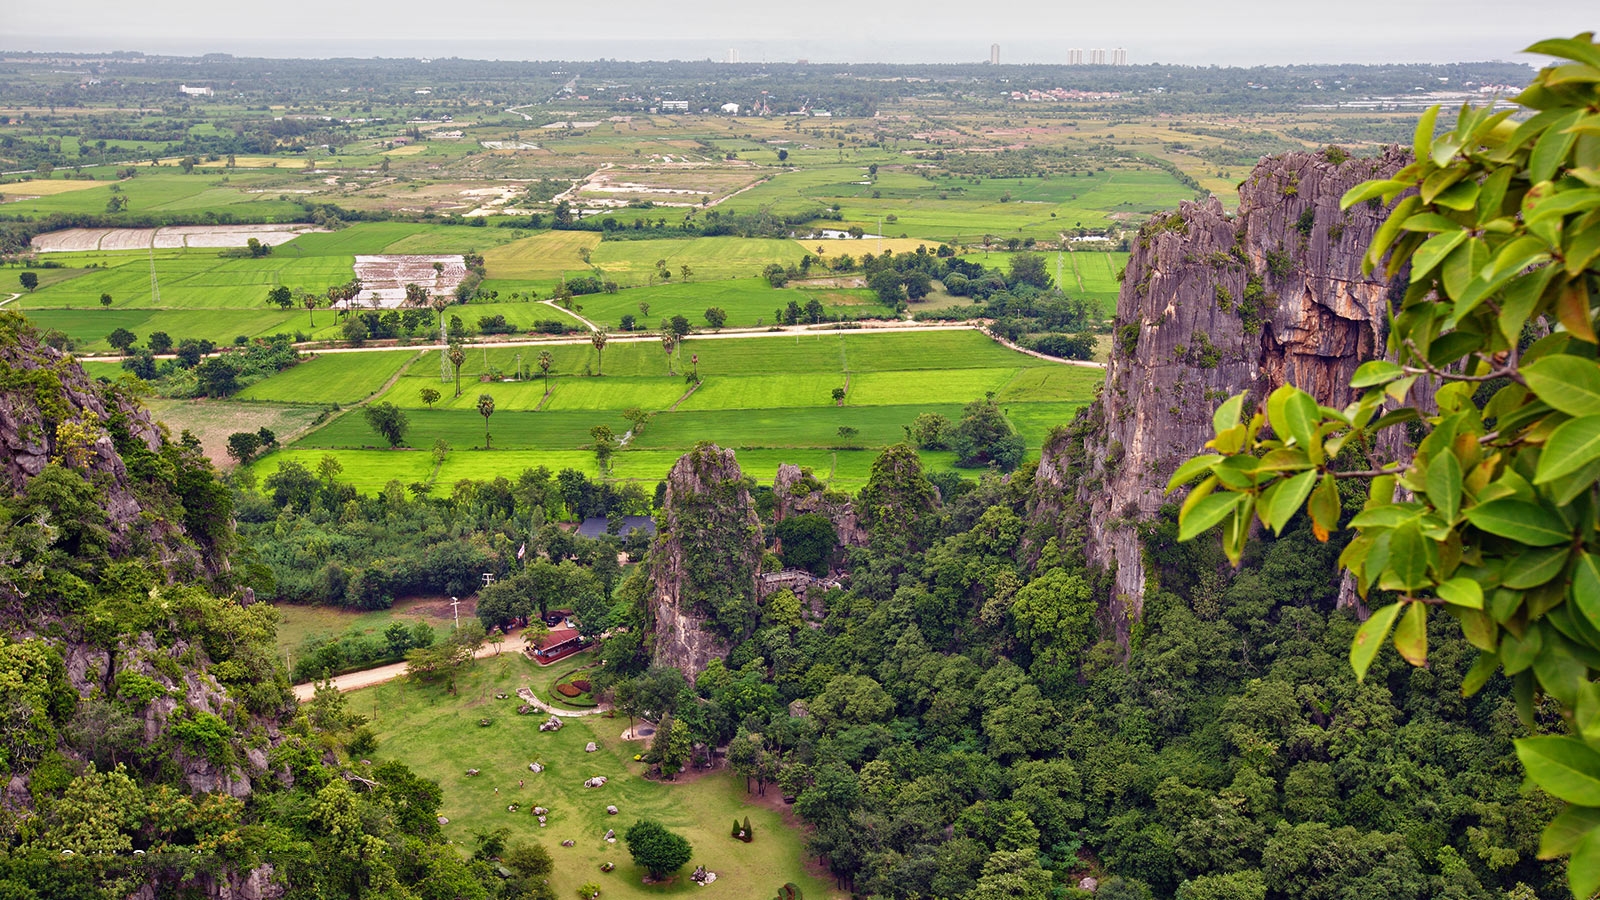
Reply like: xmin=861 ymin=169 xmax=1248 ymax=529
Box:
xmin=4 ymin=1 xmax=1595 ymax=66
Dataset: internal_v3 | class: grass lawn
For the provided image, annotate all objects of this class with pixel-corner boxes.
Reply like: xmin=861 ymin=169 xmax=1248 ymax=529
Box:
xmin=362 ymin=653 xmax=838 ymax=899
xmin=142 ymin=399 xmax=328 ymax=466
xmin=274 ymin=597 xmax=455 ymax=656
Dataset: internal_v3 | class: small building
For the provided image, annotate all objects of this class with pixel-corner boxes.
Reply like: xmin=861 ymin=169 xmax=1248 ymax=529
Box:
xmin=576 ymin=516 xmax=656 ymax=541
xmin=719 ymin=102 xmax=740 ymax=115
xmin=660 ymin=100 xmax=689 ymax=112
xmin=528 ymin=625 xmax=584 ymax=665
xmin=179 ymin=84 xmax=213 ymax=97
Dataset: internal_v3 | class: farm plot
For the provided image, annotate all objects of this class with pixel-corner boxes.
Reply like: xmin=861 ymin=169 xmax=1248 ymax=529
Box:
xmin=31 ymin=224 xmax=323 ymax=253
xmin=589 ymin=237 xmax=805 ymax=285
xmin=352 ymin=255 xmax=467 ymax=307
xmin=576 ymin=278 xmax=893 ymax=330
xmin=234 ymin=349 xmax=420 ymax=405
xmin=482 ymin=231 xmax=603 ymax=280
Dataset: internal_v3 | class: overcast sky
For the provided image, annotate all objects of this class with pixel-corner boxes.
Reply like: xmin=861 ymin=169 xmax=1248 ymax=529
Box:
xmin=5 ymin=1 xmax=1595 ymax=66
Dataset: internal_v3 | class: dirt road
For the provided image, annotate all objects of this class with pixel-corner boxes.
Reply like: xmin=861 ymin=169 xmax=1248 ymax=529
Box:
xmin=293 ymin=628 xmax=540 ymax=702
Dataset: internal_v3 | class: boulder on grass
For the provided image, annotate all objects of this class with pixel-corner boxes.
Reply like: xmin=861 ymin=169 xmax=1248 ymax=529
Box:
xmin=529 ymin=762 xmax=544 ymax=773
xmin=584 ymin=742 xmax=598 ymax=752
xmin=583 ymin=776 xmax=608 ymax=788
xmin=606 ymin=805 xmax=618 ymax=815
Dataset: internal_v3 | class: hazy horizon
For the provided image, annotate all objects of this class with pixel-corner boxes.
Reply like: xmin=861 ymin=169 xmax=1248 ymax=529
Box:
xmin=5 ymin=1 xmax=1594 ymax=68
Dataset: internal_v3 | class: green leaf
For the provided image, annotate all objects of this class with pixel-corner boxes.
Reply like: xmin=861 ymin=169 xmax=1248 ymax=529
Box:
xmin=1502 ymin=626 xmax=1543 ymax=674
xmin=1351 ymin=603 xmax=1403 ymax=681
xmin=1531 ymin=110 xmax=1582 ymax=183
xmin=1340 ymin=178 xmax=1410 ymax=209
xmin=1350 ymin=360 xmax=1406 ymax=388
xmin=1563 ymin=824 xmax=1600 ymax=900
xmin=1388 ymin=522 xmax=1432 ymax=590
xmin=1437 ymin=576 xmax=1484 ymax=609
xmin=1504 ymin=546 xmax=1572 ymax=590
xmin=1411 ymin=230 xmax=1468 ymax=281
xmin=1524 ymin=36 xmax=1600 ymax=70
xmin=1463 ymin=499 xmax=1572 ymax=546
xmin=1308 ymin=473 xmax=1340 ymax=539
xmin=1426 ymin=451 xmax=1462 ymax=521
xmin=1262 ymin=469 xmax=1316 ymax=534
xmin=1412 ymin=106 xmax=1440 ymax=162
xmin=1535 ymin=415 xmax=1600 ymax=484
xmin=1211 ymin=393 xmax=1245 ymax=434
xmin=1178 ymin=492 xmax=1241 ymax=541
xmin=1393 ymin=601 xmax=1428 ymax=666
xmin=1165 ymin=455 xmax=1223 ymax=492
xmin=1461 ymin=650 xmax=1499 ymax=696
xmin=1538 ymin=805 xmax=1600 ymax=859
xmin=1281 ymin=388 xmax=1321 ymax=461
xmin=1573 ymin=553 xmax=1600 ymax=631
xmin=1516 ymin=736 xmax=1600 ymax=805
xmin=1522 ymin=356 xmax=1600 ymax=417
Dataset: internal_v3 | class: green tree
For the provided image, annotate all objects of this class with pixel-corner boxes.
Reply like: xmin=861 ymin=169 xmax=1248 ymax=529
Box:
xmin=538 ymin=350 xmax=554 ymax=392
xmin=300 ymin=289 xmax=320 ymax=326
xmin=703 ymin=307 xmax=726 ymax=330
xmin=624 ymin=819 xmax=692 ymax=879
xmin=363 ymin=402 xmax=410 ymax=448
xmin=267 ymin=285 xmax=292 ymax=309
xmin=831 ymin=386 xmax=846 ymax=406
xmin=148 ymin=331 xmax=173 ymax=354
xmin=226 ymin=431 xmax=262 ymax=466
xmin=107 ymin=327 xmax=137 ymax=352
xmin=1008 ymin=252 xmax=1052 ymax=289
xmin=419 ymin=387 xmax=440 ymax=409
xmin=590 ymin=329 xmax=609 ymax=375
xmin=99 ymin=292 xmax=112 ymax=308
xmin=592 ymin=424 xmax=617 ymax=474
xmin=1170 ymin=36 xmax=1600 ymax=897
xmin=18 ymin=272 xmax=37 ymax=292
xmin=477 ymin=394 xmax=496 ymax=449
xmin=950 ymin=396 xmax=1025 ymax=470
xmin=448 ymin=343 xmax=466 ymax=398
xmin=774 ymin=513 xmax=837 ymax=575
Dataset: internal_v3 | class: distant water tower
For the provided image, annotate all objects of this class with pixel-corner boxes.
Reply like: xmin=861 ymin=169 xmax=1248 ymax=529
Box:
xmin=990 ymin=43 xmax=1000 ymax=65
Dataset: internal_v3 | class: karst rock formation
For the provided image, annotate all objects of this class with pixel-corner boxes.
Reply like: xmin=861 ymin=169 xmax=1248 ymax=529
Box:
xmin=648 ymin=444 xmax=763 ymax=677
xmin=1034 ymin=148 xmax=1424 ymax=637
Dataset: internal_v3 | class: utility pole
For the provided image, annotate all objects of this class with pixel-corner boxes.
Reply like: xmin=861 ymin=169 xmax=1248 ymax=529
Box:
xmin=450 ymin=596 xmax=461 ymax=630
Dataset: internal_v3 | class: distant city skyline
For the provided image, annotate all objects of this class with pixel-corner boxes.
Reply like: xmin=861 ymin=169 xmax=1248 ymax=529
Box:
xmin=5 ymin=0 xmax=1593 ymax=67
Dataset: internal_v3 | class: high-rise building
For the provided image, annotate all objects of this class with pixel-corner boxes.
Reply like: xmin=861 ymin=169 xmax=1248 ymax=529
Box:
xmin=990 ymin=44 xmax=1000 ymax=65
xmin=1111 ymin=48 xmax=1128 ymax=65
xmin=1067 ymin=48 xmax=1084 ymax=65
xmin=726 ymin=48 xmax=740 ymax=64
xmin=1089 ymin=48 xmax=1107 ymax=65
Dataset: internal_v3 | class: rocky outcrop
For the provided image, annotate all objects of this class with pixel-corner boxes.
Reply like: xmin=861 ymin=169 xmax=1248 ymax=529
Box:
xmin=0 ymin=319 xmax=202 ymax=570
xmin=648 ymin=445 xmax=763 ymax=677
xmin=773 ymin=463 xmax=868 ymax=549
xmin=1050 ymin=148 xmax=1422 ymax=636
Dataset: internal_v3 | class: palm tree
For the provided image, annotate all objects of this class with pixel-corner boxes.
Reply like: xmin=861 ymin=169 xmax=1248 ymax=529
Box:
xmin=448 ymin=343 xmax=466 ymax=398
xmin=590 ymin=329 xmax=609 ymax=376
xmin=538 ymin=350 xmax=553 ymax=397
xmin=301 ymin=290 xmax=320 ymax=327
xmin=477 ymin=394 xmax=495 ymax=449
xmin=660 ymin=332 xmax=676 ymax=376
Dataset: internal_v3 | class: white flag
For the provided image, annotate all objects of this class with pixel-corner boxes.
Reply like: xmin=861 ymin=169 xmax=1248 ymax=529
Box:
xmin=517 ymin=543 xmax=526 ymax=560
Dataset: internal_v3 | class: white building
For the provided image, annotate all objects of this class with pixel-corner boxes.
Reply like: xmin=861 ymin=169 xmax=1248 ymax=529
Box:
xmin=178 ymin=84 xmax=213 ymax=97
xmin=660 ymin=100 xmax=689 ymax=112
xmin=726 ymin=48 xmax=740 ymax=63
xmin=1067 ymin=48 xmax=1084 ymax=65
xmin=1111 ymin=48 xmax=1128 ymax=65
xmin=1089 ymin=48 xmax=1107 ymax=65
xmin=720 ymin=102 xmax=740 ymax=115
xmin=989 ymin=44 xmax=1000 ymax=65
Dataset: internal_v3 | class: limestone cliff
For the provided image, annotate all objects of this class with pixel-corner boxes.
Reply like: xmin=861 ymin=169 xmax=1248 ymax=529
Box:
xmin=0 ymin=312 xmax=287 ymax=897
xmin=1039 ymin=148 xmax=1420 ymax=635
xmin=773 ymin=463 xmax=868 ymax=550
xmin=648 ymin=444 xmax=764 ymax=677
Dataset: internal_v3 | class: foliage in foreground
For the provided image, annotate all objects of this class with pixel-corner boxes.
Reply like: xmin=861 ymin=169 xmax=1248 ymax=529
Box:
xmin=1172 ymin=34 xmax=1600 ymax=897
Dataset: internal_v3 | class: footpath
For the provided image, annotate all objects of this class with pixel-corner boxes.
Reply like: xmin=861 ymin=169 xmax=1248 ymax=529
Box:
xmin=290 ymin=628 xmax=609 ymax=711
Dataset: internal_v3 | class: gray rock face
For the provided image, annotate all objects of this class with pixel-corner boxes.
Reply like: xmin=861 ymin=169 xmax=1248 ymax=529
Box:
xmin=1051 ymin=148 xmax=1423 ymax=635
xmin=648 ymin=445 xmax=762 ymax=677
xmin=773 ymin=463 xmax=868 ymax=550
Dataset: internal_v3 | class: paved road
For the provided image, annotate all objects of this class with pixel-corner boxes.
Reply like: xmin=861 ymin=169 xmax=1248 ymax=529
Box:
xmin=86 ymin=320 xmax=1107 ymax=368
xmin=293 ymin=628 xmax=542 ymax=701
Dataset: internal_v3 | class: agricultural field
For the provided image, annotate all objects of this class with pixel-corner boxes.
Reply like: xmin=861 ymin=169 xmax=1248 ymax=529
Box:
xmin=363 ymin=652 xmax=837 ymax=899
xmin=243 ymin=329 xmax=1100 ymax=493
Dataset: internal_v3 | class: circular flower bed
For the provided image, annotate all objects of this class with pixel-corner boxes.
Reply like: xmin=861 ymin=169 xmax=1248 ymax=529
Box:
xmin=555 ymin=683 xmax=582 ymax=698
xmin=572 ymin=679 xmax=592 ymax=693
